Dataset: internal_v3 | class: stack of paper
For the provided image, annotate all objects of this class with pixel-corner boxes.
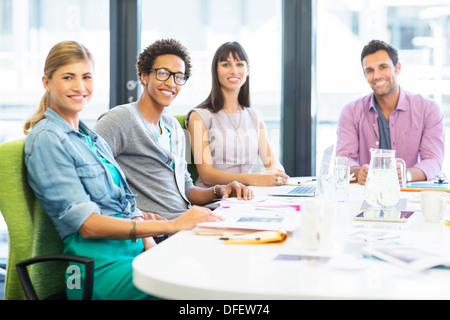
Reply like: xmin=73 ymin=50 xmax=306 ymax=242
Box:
xmin=195 ymin=198 xmax=302 ymax=235
xmin=401 ymin=181 xmax=450 ymax=193
xmin=363 ymin=244 xmax=450 ymax=272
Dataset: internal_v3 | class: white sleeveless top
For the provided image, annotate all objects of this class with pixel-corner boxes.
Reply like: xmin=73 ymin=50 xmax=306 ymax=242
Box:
xmin=186 ymin=107 xmax=262 ymax=187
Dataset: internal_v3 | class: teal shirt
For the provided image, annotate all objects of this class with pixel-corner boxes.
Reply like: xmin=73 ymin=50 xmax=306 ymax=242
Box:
xmin=155 ymin=119 xmax=174 ymax=170
xmin=80 ymin=127 xmax=122 ymax=186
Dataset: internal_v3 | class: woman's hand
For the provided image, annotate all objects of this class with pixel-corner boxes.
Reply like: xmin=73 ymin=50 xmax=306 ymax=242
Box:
xmin=170 ymin=205 xmax=223 ymax=232
xmin=253 ymin=170 xmax=290 ymax=186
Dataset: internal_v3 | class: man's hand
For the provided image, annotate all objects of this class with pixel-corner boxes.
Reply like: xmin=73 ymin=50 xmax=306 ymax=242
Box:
xmin=217 ymin=181 xmax=254 ymax=200
xmin=140 ymin=211 xmax=167 ymax=250
xmin=357 ymin=164 xmax=369 ymax=185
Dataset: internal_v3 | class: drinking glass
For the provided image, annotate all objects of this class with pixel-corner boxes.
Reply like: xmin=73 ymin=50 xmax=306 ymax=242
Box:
xmin=318 ymin=174 xmax=335 ymax=200
xmin=334 ymin=157 xmax=349 ymax=202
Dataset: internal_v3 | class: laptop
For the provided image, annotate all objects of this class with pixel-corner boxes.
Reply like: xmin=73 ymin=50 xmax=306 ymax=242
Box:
xmin=269 ymin=145 xmax=334 ymax=197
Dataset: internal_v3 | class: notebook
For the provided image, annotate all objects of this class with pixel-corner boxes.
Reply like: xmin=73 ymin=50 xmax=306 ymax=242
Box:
xmin=401 ymin=181 xmax=450 ymax=193
xmin=269 ymin=145 xmax=334 ymax=197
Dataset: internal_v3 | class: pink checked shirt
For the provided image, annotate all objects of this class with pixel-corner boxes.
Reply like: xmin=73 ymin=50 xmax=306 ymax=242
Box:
xmin=336 ymin=87 xmax=445 ymax=180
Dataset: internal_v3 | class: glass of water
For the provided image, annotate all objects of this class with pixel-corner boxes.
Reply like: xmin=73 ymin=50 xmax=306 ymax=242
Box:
xmin=334 ymin=157 xmax=350 ymax=202
xmin=318 ymin=174 xmax=335 ymax=200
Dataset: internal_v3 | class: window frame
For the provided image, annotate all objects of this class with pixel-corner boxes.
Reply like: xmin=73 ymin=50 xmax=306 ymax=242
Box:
xmin=110 ymin=0 xmax=142 ymax=108
xmin=282 ymin=0 xmax=314 ymax=176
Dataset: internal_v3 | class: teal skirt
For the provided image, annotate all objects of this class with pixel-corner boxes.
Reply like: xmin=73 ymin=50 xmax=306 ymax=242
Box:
xmin=63 ymin=230 xmax=159 ymax=300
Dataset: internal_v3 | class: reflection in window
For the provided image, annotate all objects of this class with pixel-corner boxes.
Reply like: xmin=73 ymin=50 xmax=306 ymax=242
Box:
xmin=315 ymin=0 xmax=450 ymax=175
xmin=0 ymin=0 xmax=109 ymax=144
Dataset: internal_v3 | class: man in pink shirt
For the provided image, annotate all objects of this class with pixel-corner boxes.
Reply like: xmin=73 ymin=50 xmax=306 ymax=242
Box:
xmin=336 ymin=40 xmax=444 ymax=185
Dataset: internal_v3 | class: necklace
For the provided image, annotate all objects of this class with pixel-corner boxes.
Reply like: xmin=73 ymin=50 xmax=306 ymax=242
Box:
xmin=224 ymin=108 xmax=244 ymax=173
xmin=224 ymin=109 xmax=242 ymax=130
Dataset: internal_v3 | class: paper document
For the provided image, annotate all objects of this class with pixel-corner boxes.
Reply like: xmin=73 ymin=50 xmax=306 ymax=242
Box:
xmin=363 ymin=244 xmax=450 ymax=272
xmin=196 ymin=203 xmax=301 ymax=233
xmin=401 ymin=181 xmax=450 ymax=193
xmin=350 ymin=230 xmax=400 ymax=242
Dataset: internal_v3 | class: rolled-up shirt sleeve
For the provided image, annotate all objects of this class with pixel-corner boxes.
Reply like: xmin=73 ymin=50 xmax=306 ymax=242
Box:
xmin=336 ymin=101 xmax=364 ymax=168
xmin=412 ymin=100 xmax=445 ymax=180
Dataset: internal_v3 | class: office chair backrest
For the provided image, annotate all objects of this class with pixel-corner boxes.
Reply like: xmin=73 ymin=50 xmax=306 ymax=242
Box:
xmin=0 ymin=139 xmax=65 ymax=300
xmin=174 ymin=115 xmax=199 ymax=183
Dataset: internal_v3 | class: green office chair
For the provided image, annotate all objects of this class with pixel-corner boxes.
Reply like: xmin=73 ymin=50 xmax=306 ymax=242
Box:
xmin=174 ymin=114 xmax=199 ymax=183
xmin=0 ymin=139 xmax=93 ymax=300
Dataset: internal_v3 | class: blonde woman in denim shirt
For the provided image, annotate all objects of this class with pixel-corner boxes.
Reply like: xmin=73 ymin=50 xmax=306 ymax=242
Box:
xmin=23 ymin=41 xmax=221 ymax=300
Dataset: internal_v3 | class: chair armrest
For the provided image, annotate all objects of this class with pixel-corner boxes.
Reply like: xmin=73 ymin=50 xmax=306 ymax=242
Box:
xmin=16 ymin=254 xmax=94 ymax=300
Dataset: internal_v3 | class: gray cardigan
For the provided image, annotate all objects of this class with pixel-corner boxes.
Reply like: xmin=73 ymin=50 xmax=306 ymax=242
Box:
xmin=94 ymin=102 xmax=195 ymax=219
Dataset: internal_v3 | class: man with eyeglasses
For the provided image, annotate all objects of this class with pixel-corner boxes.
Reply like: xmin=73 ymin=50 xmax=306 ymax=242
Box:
xmin=95 ymin=39 xmax=253 ymax=228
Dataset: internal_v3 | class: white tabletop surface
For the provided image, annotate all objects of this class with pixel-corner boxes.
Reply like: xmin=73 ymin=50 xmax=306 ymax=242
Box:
xmin=133 ymin=183 xmax=450 ymax=300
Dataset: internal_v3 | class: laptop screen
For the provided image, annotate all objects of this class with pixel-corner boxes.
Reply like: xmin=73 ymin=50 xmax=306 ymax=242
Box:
xmin=319 ymin=145 xmax=334 ymax=176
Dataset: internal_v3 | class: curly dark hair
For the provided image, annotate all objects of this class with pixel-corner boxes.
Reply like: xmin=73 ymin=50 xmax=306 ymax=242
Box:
xmin=136 ymin=38 xmax=192 ymax=83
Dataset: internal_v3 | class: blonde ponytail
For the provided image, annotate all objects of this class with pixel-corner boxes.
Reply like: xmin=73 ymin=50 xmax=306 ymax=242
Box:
xmin=23 ymin=93 xmax=49 ymax=135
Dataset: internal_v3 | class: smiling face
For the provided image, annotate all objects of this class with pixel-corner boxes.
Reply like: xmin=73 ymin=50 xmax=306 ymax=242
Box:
xmin=217 ymin=52 xmax=249 ymax=93
xmin=43 ymin=60 xmax=94 ymax=123
xmin=362 ymin=49 xmax=401 ymax=98
xmin=140 ymin=54 xmax=185 ymax=109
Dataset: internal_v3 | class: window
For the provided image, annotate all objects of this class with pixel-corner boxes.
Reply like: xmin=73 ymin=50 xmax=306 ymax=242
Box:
xmin=0 ymin=0 xmax=110 ymax=144
xmin=140 ymin=0 xmax=283 ymax=166
xmin=315 ymin=0 xmax=450 ymax=175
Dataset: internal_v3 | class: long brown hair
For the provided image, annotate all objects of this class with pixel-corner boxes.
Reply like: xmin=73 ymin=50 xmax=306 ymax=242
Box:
xmin=23 ymin=41 xmax=94 ymax=134
xmin=197 ymin=41 xmax=250 ymax=112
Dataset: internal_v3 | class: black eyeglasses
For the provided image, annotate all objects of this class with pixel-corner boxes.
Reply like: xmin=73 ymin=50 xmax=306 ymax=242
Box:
xmin=149 ymin=68 xmax=189 ymax=86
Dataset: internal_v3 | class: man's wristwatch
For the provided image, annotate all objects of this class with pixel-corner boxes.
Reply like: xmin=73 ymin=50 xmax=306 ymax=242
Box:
xmin=213 ymin=184 xmax=221 ymax=198
xmin=406 ymin=170 xmax=412 ymax=183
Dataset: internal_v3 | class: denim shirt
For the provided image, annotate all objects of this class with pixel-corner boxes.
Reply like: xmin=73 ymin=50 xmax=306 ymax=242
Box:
xmin=25 ymin=108 xmax=142 ymax=239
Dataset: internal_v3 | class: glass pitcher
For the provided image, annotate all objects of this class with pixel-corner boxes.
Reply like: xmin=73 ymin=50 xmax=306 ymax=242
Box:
xmin=364 ymin=149 xmax=406 ymax=217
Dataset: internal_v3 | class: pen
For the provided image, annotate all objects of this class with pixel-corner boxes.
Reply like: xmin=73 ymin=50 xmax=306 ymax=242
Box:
xmin=219 ymin=237 xmax=261 ymax=241
xmin=298 ymin=178 xmax=316 ymax=184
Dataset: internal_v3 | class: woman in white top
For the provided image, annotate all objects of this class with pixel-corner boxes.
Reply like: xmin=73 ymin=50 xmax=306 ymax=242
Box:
xmin=186 ymin=42 xmax=288 ymax=187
